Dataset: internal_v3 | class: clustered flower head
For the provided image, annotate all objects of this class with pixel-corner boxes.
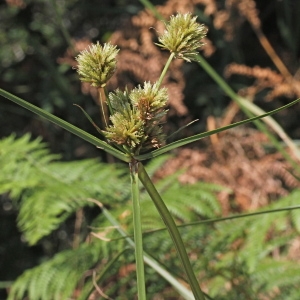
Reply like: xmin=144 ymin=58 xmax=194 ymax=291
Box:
xmin=75 ymin=42 xmax=119 ymax=87
xmin=75 ymin=13 xmax=207 ymax=155
xmin=103 ymin=82 xmax=168 ymax=154
xmin=156 ymin=13 xmax=207 ymax=62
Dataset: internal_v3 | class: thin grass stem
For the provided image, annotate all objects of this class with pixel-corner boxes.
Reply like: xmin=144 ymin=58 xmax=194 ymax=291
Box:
xmin=157 ymin=53 xmax=175 ymax=88
xmin=138 ymin=0 xmax=165 ymax=21
xmin=135 ymin=98 xmax=300 ymax=161
xmin=195 ymin=53 xmax=300 ymax=169
xmin=142 ymin=205 xmax=300 ymax=235
xmin=94 ymin=200 xmax=195 ymax=300
xmin=103 ymin=86 xmax=114 ymax=115
xmin=98 ymin=87 xmax=108 ymax=128
xmin=79 ymin=248 xmax=130 ymax=300
xmin=130 ymin=161 xmax=146 ymax=300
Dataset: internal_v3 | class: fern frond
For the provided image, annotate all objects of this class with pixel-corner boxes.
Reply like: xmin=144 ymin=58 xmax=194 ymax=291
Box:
xmin=0 ymin=134 xmax=129 ymax=245
xmin=8 ymin=241 xmax=103 ymax=300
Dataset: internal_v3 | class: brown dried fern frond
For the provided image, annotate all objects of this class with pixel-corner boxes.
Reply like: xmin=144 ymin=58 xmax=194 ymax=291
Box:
xmin=155 ymin=127 xmax=300 ymax=214
xmin=225 ymin=63 xmax=300 ymax=101
xmin=233 ymin=0 xmax=261 ymax=30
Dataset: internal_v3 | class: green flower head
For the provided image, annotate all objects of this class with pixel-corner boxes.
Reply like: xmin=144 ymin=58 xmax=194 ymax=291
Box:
xmin=103 ymin=82 xmax=168 ymax=155
xmin=75 ymin=42 xmax=119 ymax=87
xmin=156 ymin=13 xmax=207 ymax=62
xmin=104 ymin=109 xmax=145 ymax=150
xmin=130 ymin=82 xmax=168 ymax=117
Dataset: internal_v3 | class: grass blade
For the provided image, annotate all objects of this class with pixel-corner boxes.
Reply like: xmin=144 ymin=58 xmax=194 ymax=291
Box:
xmin=138 ymin=163 xmax=206 ymax=300
xmin=0 ymin=88 xmax=130 ymax=162
xmin=135 ymin=98 xmax=300 ymax=160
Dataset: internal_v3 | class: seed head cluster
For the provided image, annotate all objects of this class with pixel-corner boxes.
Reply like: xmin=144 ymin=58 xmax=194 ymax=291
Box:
xmin=104 ymin=82 xmax=168 ymax=154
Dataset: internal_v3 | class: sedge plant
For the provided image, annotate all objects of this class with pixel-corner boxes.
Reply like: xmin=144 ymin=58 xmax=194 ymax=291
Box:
xmin=1 ymin=12 xmax=300 ymax=299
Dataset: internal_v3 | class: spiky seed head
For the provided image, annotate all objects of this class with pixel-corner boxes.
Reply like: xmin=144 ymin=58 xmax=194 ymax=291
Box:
xmin=156 ymin=13 xmax=207 ymax=62
xmin=104 ymin=110 xmax=145 ymax=149
xmin=75 ymin=42 xmax=119 ymax=87
xmin=130 ymin=82 xmax=168 ymax=116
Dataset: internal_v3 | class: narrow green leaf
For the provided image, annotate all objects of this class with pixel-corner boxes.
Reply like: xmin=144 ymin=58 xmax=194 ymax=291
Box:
xmin=138 ymin=0 xmax=165 ymax=21
xmin=138 ymin=163 xmax=206 ymax=300
xmin=135 ymin=98 xmax=300 ymax=160
xmin=142 ymin=205 xmax=300 ymax=236
xmin=73 ymin=104 xmax=104 ymax=136
xmin=0 ymin=88 xmax=130 ymax=162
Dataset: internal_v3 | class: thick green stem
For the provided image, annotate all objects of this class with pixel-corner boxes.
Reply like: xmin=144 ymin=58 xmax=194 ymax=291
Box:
xmin=138 ymin=163 xmax=205 ymax=300
xmin=157 ymin=52 xmax=175 ymax=88
xmin=130 ymin=161 xmax=146 ymax=300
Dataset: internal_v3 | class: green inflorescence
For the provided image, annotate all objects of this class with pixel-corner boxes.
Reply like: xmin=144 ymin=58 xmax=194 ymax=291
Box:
xmin=75 ymin=42 xmax=119 ymax=87
xmin=156 ymin=13 xmax=207 ymax=62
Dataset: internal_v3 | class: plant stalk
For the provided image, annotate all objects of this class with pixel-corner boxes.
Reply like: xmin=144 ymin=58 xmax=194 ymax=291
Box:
xmin=98 ymin=201 xmax=195 ymax=300
xmin=130 ymin=160 xmax=147 ymax=300
xmin=97 ymin=87 xmax=108 ymax=128
xmin=138 ymin=163 xmax=205 ymax=300
xmin=157 ymin=52 xmax=175 ymax=89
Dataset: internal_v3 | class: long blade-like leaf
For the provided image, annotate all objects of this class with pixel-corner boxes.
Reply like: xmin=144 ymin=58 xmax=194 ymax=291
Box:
xmin=0 ymin=88 xmax=130 ymax=162
xmin=138 ymin=163 xmax=206 ymax=300
xmin=135 ymin=98 xmax=300 ymax=160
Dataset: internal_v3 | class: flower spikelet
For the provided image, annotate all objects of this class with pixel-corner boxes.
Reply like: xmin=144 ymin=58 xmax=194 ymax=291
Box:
xmin=109 ymin=88 xmax=131 ymax=114
xmin=156 ymin=13 xmax=207 ymax=62
xmin=105 ymin=109 xmax=144 ymax=149
xmin=130 ymin=82 xmax=168 ymax=117
xmin=75 ymin=42 xmax=119 ymax=87
xmin=104 ymin=89 xmax=144 ymax=151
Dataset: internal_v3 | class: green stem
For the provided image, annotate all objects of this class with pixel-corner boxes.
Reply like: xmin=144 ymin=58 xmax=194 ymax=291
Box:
xmin=98 ymin=87 xmax=108 ymax=128
xmin=139 ymin=0 xmax=165 ymax=21
xmin=98 ymin=202 xmax=195 ymax=300
xmin=138 ymin=163 xmax=205 ymax=300
xmin=103 ymin=86 xmax=114 ymax=115
xmin=130 ymin=161 xmax=146 ymax=300
xmin=157 ymin=52 xmax=175 ymax=88
xmin=142 ymin=205 xmax=300 ymax=236
xmin=51 ymin=0 xmax=76 ymax=54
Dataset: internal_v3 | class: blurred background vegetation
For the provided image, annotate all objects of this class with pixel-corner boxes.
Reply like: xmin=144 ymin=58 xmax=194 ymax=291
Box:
xmin=1 ymin=0 xmax=300 ymax=299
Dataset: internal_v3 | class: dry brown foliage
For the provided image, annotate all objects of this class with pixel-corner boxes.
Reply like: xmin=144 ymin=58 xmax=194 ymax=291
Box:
xmin=5 ymin=0 xmax=26 ymax=8
xmin=224 ymin=63 xmax=299 ymax=101
xmin=155 ymin=127 xmax=299 ymax=215
xmin=108 ymin=0 xmax=205 ymax=117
